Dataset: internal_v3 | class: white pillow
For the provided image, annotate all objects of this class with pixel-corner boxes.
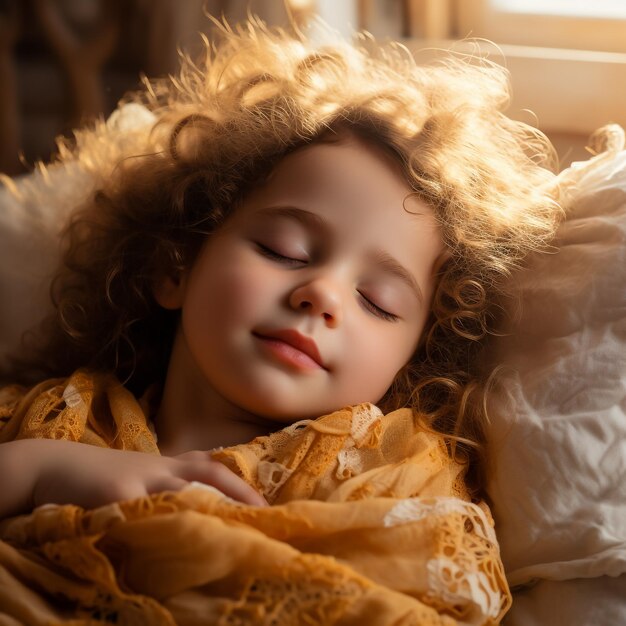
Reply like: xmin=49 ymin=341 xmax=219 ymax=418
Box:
xmin=0 ymin=104 xmax=157 ymax=364
xmin=502 ymin=575 xmax=626 ymax=626
xmin=486 ymin=146 xmax=626 ymax=591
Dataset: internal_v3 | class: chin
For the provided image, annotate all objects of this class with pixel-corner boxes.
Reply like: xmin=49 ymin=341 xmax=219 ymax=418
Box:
xmin=246 ymin=395 xmax=383 ymax=424
xmin=236 ymin=395 xmax=333 ymax=423
xmin=227 ymin=378 xmax=385 ymax=423
xmin=255 ymin=404 xmax=332 ymax=423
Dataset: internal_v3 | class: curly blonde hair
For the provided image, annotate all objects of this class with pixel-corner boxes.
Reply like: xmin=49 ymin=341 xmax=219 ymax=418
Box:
xmin=13 ymin=18 xmax=561 ymax=493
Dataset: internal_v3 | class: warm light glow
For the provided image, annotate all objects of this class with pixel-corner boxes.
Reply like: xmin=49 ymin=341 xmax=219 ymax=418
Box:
xmin=491 ymin=0 xmax=626 ymax=19
xmin=286 ymin=0 xmax=316 ymax=11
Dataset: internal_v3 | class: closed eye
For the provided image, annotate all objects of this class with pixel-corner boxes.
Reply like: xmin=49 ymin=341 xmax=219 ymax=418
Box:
xmin=358 ymin=292 xmax=399 ymax=322
xmin=256 ymin=243 xmax=306 ymax=266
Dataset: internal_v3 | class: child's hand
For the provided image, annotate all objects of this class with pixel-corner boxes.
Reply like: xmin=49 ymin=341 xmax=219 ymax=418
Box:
xmin=0 ymin=439 xmax=267 ymax=519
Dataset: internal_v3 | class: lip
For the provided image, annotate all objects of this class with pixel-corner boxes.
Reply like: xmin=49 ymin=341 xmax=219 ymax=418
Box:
xmin=252 ymin=328 xmax=326 ymax=370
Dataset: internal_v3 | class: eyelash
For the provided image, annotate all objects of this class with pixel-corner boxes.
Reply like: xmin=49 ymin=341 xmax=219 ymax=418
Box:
xmin=256 ymin=243 xmax=305 ymax=266
xmin=256 ymin=243 xmax=399 ymax=322
xmin=358 ymin=294 xmax=399 ymax=322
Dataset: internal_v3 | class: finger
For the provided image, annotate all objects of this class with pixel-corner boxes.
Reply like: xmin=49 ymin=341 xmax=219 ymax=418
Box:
xmin=178 ymin=459 xmax=268 ymax=507
xmin=93 ymin=480 xmax=150 ymax=507
xmin=148 ymin=476 xmax=189 ymax=495
xmin=172 ymin=450 xmax=209 ymax=462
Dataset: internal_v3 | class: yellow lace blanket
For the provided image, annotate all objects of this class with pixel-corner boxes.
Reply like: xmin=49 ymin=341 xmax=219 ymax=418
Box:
xmin=0 ymin=371 xmax=511 ymax=625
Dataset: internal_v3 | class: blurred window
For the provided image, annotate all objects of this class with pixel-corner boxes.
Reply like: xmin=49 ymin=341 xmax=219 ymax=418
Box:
xmin=456 ymin=0 xmax=626 ymax=52
xmin=492 ymin=0 xmax=626 ymax=19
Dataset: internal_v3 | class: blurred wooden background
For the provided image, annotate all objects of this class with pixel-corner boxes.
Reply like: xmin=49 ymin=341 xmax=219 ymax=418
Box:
xmin=1 ymin=0 xmax=624 ymax=175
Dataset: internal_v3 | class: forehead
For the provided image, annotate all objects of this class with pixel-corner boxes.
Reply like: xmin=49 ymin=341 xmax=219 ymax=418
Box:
xmin=262 ymin=135 xmax=410 ymax=209
xmin=241 ymin=136 xmax=440 ymax=242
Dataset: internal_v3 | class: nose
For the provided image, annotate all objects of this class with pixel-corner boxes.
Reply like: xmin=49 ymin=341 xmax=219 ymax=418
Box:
xmin=289 ymin=278 xmax=343 ymax=328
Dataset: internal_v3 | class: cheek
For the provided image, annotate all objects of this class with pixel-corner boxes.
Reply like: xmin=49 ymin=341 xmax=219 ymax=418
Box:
xmin=340 ymin=321 xmax=419 ymax=402
xmin=188 ymin=251 xmax=278 ymax=328
xmin=362 ymin=317 xmax=420 ymax=369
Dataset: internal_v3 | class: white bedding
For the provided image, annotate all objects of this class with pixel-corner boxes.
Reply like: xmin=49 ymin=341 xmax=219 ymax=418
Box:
xmin=485 ymin=147 xmax=626 ymax=623
xmin=0 ymin=104 xmax=157 ymax=363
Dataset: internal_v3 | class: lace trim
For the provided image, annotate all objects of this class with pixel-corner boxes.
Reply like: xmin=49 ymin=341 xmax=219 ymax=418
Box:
xmin=257 ymin=461 xmax=294 ymax=499
xmin=336 ymin=404 xmax=383 ymax=480
xmin=384 ymin=497 xmax=502 ymax=624
xmin=426 ymin=559 xmax=502 ymax=626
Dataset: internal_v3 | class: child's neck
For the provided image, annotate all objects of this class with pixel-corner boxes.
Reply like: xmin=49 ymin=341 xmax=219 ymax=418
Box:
xmin=154 ymin=329 xmax=275 ymax=456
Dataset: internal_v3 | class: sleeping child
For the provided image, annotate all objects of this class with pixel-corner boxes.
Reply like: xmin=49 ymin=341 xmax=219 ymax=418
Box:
xmin=0 ymin=18 xmax=561 ymax=625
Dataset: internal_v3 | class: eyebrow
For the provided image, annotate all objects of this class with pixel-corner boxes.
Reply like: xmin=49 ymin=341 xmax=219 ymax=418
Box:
xmin=256 ymin=205 xmax=425 ymax=304
xmin=372 ymin=250 xmax=424 ymax=305
xmin=255 ymin=205 xmax=326 ymax=229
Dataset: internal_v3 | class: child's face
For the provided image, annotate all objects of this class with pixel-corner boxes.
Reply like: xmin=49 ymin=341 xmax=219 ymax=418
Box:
xmin=160 ymin=134 xmax=444 ymax=422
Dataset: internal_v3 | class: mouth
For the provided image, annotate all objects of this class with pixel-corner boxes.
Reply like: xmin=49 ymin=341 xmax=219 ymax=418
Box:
xmin=252 ymin=329 xmax=326 ymax=371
